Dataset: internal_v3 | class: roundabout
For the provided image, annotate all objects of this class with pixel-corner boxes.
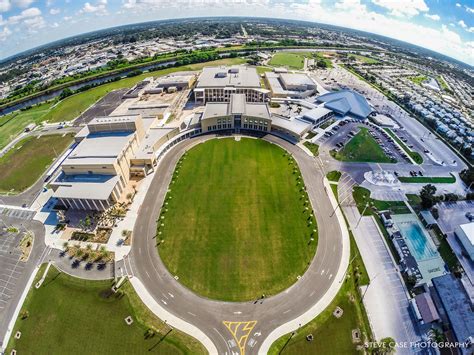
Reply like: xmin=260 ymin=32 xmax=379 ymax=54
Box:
xmin=157 ymin=137 xmax=318 ymax=302
xmin=126 ymin=133 xmax=350 ymax=355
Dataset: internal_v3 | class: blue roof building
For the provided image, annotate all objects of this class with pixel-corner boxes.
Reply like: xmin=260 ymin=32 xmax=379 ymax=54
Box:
xmin=316 ymin=90 xmax=372 ymax=119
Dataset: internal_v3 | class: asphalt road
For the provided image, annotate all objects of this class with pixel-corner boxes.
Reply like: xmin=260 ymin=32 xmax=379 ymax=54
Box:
xmin=128 ymin=133 xmax=346 ymax=354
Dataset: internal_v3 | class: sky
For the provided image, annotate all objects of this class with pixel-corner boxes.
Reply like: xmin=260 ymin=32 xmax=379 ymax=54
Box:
xmin=0 ymin=0 xmax=472 ymax=65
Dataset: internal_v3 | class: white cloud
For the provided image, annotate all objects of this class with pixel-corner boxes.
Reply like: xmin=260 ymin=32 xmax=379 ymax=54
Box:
xmin=0 ymin=0 xmax=11 ymax=12
xmin=372 ymin=0 xmax=428 ymax=17
xmin=49 ymin=7 xmax=60 ymax=15
xmin=6 ymin=7 xmax=41 ymax=24
xmin=468 ymin=27 xmax=474 ymax=33
xmin=23 ymin=14 xmax=44 ymax=29
xmin=424 ymin=13 xmax=440 ymax=21
xmin=81 ymin=0 xmax=107 ymax=14
xmin=12 ymin=0 xmax=34 ymax=8
xmin=63 ymin=15 xmax=72 ymax=21
xmin=0 ymin=25 xmax=11 ymax=40
xmin=458 ymin=20 xmax=467 ymax=28
xmin=455 ymin=3 xmax=461 ymax=7
xmin=465 ymin=5 xmax=474 ymax=13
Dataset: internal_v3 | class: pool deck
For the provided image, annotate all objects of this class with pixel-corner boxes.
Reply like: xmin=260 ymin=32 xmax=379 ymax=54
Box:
xmin=392 ymin=214 xmax=446 ymax=285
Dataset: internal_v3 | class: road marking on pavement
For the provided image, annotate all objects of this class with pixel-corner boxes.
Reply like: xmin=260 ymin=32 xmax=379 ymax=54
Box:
xmin=223 ymin=320 xmax=257 ymax=355
xmin=187 ymin=312 xmax=196 ymax=317
xmin=161 ymin=299 xmax=167 ymax=305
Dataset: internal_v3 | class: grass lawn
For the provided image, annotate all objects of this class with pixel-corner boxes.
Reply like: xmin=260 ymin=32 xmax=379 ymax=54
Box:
xmin=349 ymin=54 xmax=379 ymax=64
xmin=326 ymin=170 xmax=342 ymax=182
xmin=0 ymin=134 xmax=73 ymax=193
xmin=398 ymin=175 xmax=456 ymax=184
xmin=352 ymin=186 xmax=410 ymax=215
xmin=408 ymin=75 xmax=427 ymax=85
xmin=0 ymin=102 xmax=54 ymax=150
xmin=437 ymin=76 xmax=450 ymax=91
xmin=303 ymin=141 xmax=319 ymax=156
xmin=331 ymin=127 xmax=395 ymax=163
xmin=269 ymin=182 xmax=371 ymax=354
xmin=269 ymin=52 xmax=305 ymax=69
xmin=7 ymin=265 xmax=205 ymax=354
xmin=158 ymin=138 xmax=317 ymax=301
xmin=384 ymin=128 xmax=423 ymax=164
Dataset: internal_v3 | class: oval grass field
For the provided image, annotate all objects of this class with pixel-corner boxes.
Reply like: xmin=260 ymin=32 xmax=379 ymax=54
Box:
xmin=158 ymin=138 xmax=318 ymax=301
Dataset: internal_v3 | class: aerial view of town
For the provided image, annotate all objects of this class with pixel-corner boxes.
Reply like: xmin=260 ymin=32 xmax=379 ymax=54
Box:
xmin=0 ymin=0 xmax=472 ymax=354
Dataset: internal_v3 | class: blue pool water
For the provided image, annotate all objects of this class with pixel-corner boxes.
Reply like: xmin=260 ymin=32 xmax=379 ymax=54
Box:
xmin=397 ymin=222 xmax=438 ymax=261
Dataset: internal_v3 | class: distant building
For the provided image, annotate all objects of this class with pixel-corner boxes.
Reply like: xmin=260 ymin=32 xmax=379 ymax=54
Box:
xmin=264 ymin=72 xmax=317 ymax=98
xmin=454 ymin=222 xmax=474 ymax=262
xmin=316 ymin=89 xmax=373 ymax=119
xmin=194 ymin=66 xmax=268 ymax=103
xmin=431 ymin=274 xmax=474 ymax=353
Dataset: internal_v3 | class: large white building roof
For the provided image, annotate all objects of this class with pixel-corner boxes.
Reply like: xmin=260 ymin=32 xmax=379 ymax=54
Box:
xmin=63 ymin=131 xmax=134 ymax=166
xmin=196 ymin=66 xmax=260 ymax=89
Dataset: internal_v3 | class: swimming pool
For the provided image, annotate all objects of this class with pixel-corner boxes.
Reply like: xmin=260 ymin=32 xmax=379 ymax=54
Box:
xmin=397 ymin=221 xmax=438 ymax=261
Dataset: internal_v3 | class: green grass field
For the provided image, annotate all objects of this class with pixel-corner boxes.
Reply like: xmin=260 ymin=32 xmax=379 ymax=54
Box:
xmin=331 ymin=127 xmax=395 ymax=163
xmin=408 ymin=75 xmax=427 ymax=85
xmin=398 ymin=175 xmax=456 ymax=184
xmin=0 ymin=102 xmax=54 ymax=150
xmin=7 ymin=265 xmax=205 ymax=354
xmin=269 ymin=52 xmax=305 ymax=69
xmin=384 ymin=128 xmax=423 ymax=164
xmin=0 ymin=134 xmax=73 ymax=193
xmin=349 ymin=54 xmax=379 ymax=64
xmin=158 ymin=138 xmax=317 ymax=301
xmin=269 ymin=183 xmax=371 ymax=354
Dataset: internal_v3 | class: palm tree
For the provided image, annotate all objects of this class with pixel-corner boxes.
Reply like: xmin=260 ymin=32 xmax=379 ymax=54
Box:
xmin=63 ymin=242 xmax=69 ymax=251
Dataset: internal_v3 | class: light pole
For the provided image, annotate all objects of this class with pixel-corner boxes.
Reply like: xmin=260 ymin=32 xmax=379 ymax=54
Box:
xmin=355 ymin=202 xmax=370 ymax=229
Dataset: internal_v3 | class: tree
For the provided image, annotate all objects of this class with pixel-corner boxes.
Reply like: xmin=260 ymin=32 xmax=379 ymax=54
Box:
xmin=376 ymin=337 xmax=396 ymax=354
xmin=420 ymin=184 xmax=437 ymax=209
xmin=460 ymin=167 xmax=474 ymax=186
xmin=59 ymin=88 xmax=73 ymax=100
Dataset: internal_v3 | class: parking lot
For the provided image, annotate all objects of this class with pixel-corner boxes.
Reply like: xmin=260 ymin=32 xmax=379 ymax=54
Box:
xmin=73 ymin=88 xmax=128 ymax=127
xmin=318 ymin=120 xmax=410 ymax=163
xmin=0 ymin=226 xmax=26 ymax=315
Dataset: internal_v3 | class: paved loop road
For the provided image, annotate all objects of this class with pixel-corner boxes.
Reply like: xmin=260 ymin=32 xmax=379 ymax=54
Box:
xmin=129 ymin=133 xmax=346 ymax=354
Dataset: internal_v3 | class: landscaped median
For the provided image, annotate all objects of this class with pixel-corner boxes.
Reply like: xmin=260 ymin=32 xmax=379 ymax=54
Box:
xmin=383 ymin=128 xmax=423 ymax=164
xmin=398 ymin=174 xmax=456 ymax=184
xmin=330 ymin=127 xmax=395 ymax=163
xmin=303 ymin=141 xmax=319 ymax=156
xmin=6 ymin=264 xmax=206 ymax=354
